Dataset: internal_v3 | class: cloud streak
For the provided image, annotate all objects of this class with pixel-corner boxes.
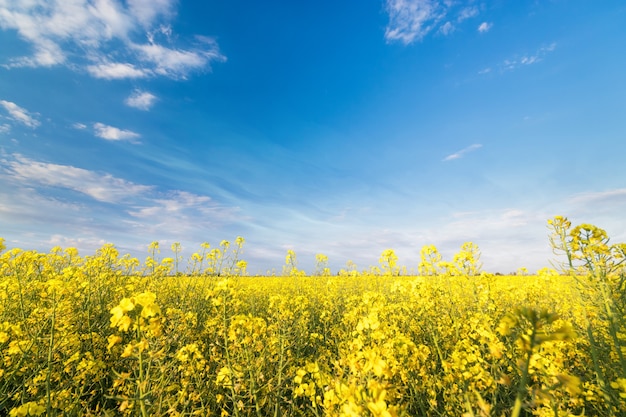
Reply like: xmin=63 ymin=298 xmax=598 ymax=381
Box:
xmin=571 ymin=188 xmax=626 ymax=202
xmin=1 ymin=154 xmax=241 ymax=233
xmin=87 ymin=63 xmax=150 ymax=80
xmin=478 ymin=43 xmax=557 ymax=76
xmin=0 ymin=153 xmax=247 ymax=260
xmin=93 ymin=123 xmax=141 ymax=142
xmin=478 ymin=22 xmax=492 ymax=33
xmin=3 ymin=154 xmax=152 ymax=203
xmin=443 ymin=144 xmax=483 ymax=161
xmin=457 ymin=7 xmax=478 ymax=22
xmin=384 ymin=0 xmax=482 ymax=44
xmin=0 ymin=0 xmax=225 ymax=79
xmin=125 ymin=90 xmax=157 ymax=110
xmin=384 ymin=0 xmax=441 ymax=44
xmin=502 ymin=43 xmax=557 ymax=71
xmin=0 ymin=100 xmax=40 ymax=128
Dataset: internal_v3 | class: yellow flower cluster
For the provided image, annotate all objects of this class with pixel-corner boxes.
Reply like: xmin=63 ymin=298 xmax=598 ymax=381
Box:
xmin=0 ymin=217 xmax=625 ymax=415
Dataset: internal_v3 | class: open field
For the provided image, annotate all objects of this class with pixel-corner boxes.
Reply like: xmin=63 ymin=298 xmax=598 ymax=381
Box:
xmin=1 ymin=234 xmax=625 ymax=416
xmin=2 ymin=217 xmax=626 ymax=416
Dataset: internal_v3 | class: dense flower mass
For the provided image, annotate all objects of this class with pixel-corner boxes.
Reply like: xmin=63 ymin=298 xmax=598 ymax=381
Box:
xmin=0 ymin=217 xmax=624 ymax=416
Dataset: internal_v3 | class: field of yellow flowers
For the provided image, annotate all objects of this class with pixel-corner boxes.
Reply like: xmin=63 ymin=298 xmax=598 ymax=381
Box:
xmin=1 ymin=216 xmax=625 ymax=416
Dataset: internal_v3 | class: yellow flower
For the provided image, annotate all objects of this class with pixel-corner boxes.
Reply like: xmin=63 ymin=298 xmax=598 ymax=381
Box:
xmin=117 ymin=316 xmax=133 ymax=332
xmin=121 ymin=343 xmax=134 ymax=358
xmin=147 ymin=317 xmax=163 ymax=337
xmin=119 ymin=297 xmax=135 ymax=312
xmin=294 ymin=369 xmax=307 ymax=384
xmin=7 ymin=341 xmax=23 ymax=355
xmin=110 ymin=301 xmax=133 ymax=331
xmin=367 ymin=399 xmax=392 ymax=417
xmin=294 ymin=384 xmax=306 ymax=396
xmin=135 ymin=291 xmax=156 ymax=307
xmin=107 ymin=335 xmax=122 ymax=351
xmin=610 ymin=378 xmax=626 ymax=398
xmin=9 ymin=401 xmax=46 ymax=417
xmin=141 ymin=302 xmax=161 ymax=318
xmin=110 ymin=306 xmax=124 ymax=323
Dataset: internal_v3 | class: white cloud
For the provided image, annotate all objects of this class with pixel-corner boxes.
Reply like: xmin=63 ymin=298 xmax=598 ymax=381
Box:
xmin=0 ymin=123 xmax=11 ymax=133
xmin=478 ymin=22 xmax=492 ymax=33
xmin=87 ymin=62 xmax=149 ymax=79
xmin=0 ymin=0 xmax=225 ymax=79
xmin=3 ymin=154 xmax=152 ymax=203
xmin=93 ymin=122 xmax=141 ymax=142
xmin=72 ymin=122 xmax=87 ymax=129
xmin=0 ymin=154 xmax=244 ymax=261
xmin=501 ymin=43 xmax=557 ymax=71
xmin=443 ymin=143 xmax=483 ymax=161
xmin=0 ymin=185 xmax=84 ymax=229
xmin=127 ymin=0 xmax=175 ymax=27
xmin=384 ymin=0 xmax=441 ymax=44
xmin=128 ymin=191 xmax=239 ymax=226
xmin=520 ymin=56 xmax=538 ymax=65
xmin=384 ymin=1 xmax=485 ymax=44
xmin=0 ymin=100 xmax=40 ymax=128
xmin=457 ymin=6 xmax=479 ymax=22
xmin=431 ymin=208 xmax=552 ymax=273
xmin=12 ymin=39 xmax=66 ymax=68
xmin=125 ymin=89 xmax=157 ymax=110
xmin=48 ymin=235 xmax=109 ymax=251
xmin=123 ymin=190 xmax=243 ymax=239
xmin=132 ymin=37 xmax=225 ymax=79
xmin=569 ymin=188 xmax=626 ymax=206
xmin=439 ymin=21 xmax=454 ymax=36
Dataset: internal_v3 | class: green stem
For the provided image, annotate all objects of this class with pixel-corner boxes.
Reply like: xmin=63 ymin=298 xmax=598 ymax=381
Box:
xmin=46 ymin=291 xmax=57 ymax=416
xmin=273 ymin=329 xmax=285 ymax=417
xmin=512 ymin=327 xmax=536 ymax=417
xmin=136 ymin=319 xmax=149 ymax=417
xmin=222 ymin=297 xmax=240 ymax=417
xmin=598 ymin=279 xmax=626 ymax=377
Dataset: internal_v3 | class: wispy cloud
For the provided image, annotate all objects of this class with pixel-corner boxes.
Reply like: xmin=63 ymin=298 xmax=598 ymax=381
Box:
xmin=430 ymin=208 xmax=551 ymax=272
xmin=1 ymin=154 xmax=243 ymax=253
xmin=3 ymin=154 xmax=152 ymax=203
xmin=563 ymin=189 xmax=626 ymax=241
xmin=384 ymin=0 xmax=441 ymax=44
xmin=125 ymin=90 xmax=157 ymax=110
xmin=127 ymin=190 xmax=241 ymax=235
xmin=93 ymin=123 xmax=141 ymax=142
xmin=0 ymin=100 xmax=40 ymax=128
xmin=457 ymin=6 xmax=479 ymax=22
xmin=443 ymin=143 xmax=483 ymax=161
xmin=502 ymin=43 xmax=557 ymax=71
xmin=569 ymin=188 xmax=626 ymax=206
xmin=132 ymin=36 xmax=225 ymax=79
xmin=2 ymin=154 xmax=239 ymax=219
xmin=438 ymin=21 xmax=455 ymax=36
xmin=129 ymin=0 xmax=175 ymax=27
xmin=0 ymin=0 xmax=225 ymax=79
xmin=478 ymin=22 xmax=492 ymax=33
xmin=384 ymin=0 xmax=481 ymax=44
xmin=87 ymin=63 xmax=150 ymax=80
xmin=129 ymin=191 xmax=212 ymax=218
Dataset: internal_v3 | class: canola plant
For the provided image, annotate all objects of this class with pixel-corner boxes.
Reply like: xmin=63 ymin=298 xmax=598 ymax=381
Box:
xmin=0 ymin=216 xmax=625 ymax=416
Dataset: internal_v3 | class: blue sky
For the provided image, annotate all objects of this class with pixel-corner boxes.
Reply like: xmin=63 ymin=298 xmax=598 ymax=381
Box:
xmin=1 ymin=0 xmax=625 ymax=274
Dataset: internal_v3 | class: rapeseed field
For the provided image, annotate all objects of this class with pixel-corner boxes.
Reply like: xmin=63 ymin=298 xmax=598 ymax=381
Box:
xmin=1 ymin=216 xmax=625 ymax=416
